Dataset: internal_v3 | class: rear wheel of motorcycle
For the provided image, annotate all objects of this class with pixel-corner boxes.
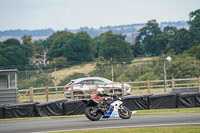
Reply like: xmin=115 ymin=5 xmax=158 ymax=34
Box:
xmin=118 ymin=106 xmax=131 ymax=119
xmin=85 ymin=107 xmax=101 ymax=121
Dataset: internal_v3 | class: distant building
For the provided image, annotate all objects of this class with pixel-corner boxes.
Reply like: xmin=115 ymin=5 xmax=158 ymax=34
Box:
xmin=0 ymin=69 xmax=18 ymax=104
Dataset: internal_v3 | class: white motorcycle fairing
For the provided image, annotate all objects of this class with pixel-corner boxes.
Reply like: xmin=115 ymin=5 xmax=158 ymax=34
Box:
xmin=102 ymin=100 xmax=123 ymax=118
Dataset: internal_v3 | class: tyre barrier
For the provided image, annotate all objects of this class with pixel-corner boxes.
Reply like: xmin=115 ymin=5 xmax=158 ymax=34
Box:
xmin=36 ymin=99 xmax=68 ymax=117
xmin=0 ymin=93 xmax=200 ymax=119
xmin=177 ymin=93 xmax=200 ymax=108
xmin=148 ymin=93 xmax=177 ymax=109
xmin=122 ymin=95 xmax=149 ymax=110
xmin=0 ymin=104 xmax=4 ymax=119
xmin=63 ymin=100 xmax=86 ymax=115
xmin=4 ymin=102 xmax=39 ymax=118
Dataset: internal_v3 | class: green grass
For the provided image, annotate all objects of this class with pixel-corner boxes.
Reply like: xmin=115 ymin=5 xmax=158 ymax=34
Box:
xmin=0 ymin=115 xmax=84 ymax=122
xmin=0 ymin=107 xmax=200 ymax=122
xmin=49 ymin=126 xmax=200 ymax=133
xmin=135 ymin=107 xmax=200 ymax=115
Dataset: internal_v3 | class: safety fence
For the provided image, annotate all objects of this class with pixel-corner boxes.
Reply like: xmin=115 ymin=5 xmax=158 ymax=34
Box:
xmin=18 ymin=83 xmax=126 ymax=103
xmin=128 ymin=77 xmax=200 ymax=95
xmin=18 ymin=86 xmax=65 ymax=103
xmin=18 ymin=77 xmax=200 ymax=103
xmin=0 ymin=92 xmax=200 ymax=119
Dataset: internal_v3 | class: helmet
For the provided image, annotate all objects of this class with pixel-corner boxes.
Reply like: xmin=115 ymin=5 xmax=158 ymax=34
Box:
xmin=97 ymin=88 xmax=104 ymax=94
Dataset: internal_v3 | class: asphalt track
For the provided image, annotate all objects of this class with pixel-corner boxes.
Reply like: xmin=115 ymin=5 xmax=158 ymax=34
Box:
xmin=0 ymin=114 xmax=200 ymax=133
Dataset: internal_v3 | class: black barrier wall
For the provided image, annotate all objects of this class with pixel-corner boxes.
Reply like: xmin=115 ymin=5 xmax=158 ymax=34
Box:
xmin=36 ymin=99 xmax=68 ymax=117
xmin=177 ymin=93 xmax=200 ymax=108
xmin=63 ymin=100 xmax=86 ymax=115
xmin=122 ymin=95 xmax=149 ymax=110
xmin=149 ymin=93 xmax=177 ymax=109
xmin=0 ymin=93 xmax=200 ymax=119
xmin=0 ymin=105 xmax=4 ymax=119
xmin=4 ymin=102 xmax=39 ymax=118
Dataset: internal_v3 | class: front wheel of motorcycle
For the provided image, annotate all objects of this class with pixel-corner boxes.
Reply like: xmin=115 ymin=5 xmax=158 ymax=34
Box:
xmin=118 ymin=106 xmax=131 ymax=119
xmin=85 ymin=107 xmax=101 ymax=121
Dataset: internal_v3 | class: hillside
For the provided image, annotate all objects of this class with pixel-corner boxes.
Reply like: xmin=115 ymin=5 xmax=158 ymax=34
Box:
xmin=50 ymin=63 xmax=96 ymax=85
xmin=0 ymin=21 xmax=189 ymax=43
xmin=50 ymin=57 xmax=159 ymax=85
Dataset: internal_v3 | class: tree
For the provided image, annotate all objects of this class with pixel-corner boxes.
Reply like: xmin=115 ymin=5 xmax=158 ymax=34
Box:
xmin=132 ymin=40 xmax=144 ymax=57
xmin=184 ymin=45 xmax=200 ymax=59
xmin=3 ymin=38 xmax=20 ymax=46
xmin=0 ymin=40 xmax=32 ymax=68
xmin=34 ymin=39 xmax=48 ymax=54
xmin=63 ymin=31 xmax=94 ymax=62
xmin=93 ymin=35 xmax=103 ymax=58
xmin=47 ymin=31 xmax=94 ymax=63
xmin=135 ymin=20 xmax=162 ymax=56
xmin=167 ymin=55 xmax=199 ymax=78
xmin=166 ymin=28 xmax=191 ymax=54
xmin=50 ymin=56 xmax=67 ymax=68
xmin=97 ymin=31 xmax=133 ymax=62
xmin=188 ymin=9 xmax=200 ymax=46
xmin=35 ymin=73 xmax=54 ymax=87
xmin=163 ymin=26 xmax=177 ymax=35
xmin=21 ymin=35 xmax=36 ymax=57
xmin=47 ymin=31 xmax=73 ymax=60
xmin=165 ymin=9 xmax=200 ymax=54
xmin=89 ymin=61 xmax=112 ymax=80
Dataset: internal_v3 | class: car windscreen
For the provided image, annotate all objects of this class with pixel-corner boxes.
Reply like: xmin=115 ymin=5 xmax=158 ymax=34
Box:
xmin=67 ymin=81 xmax=74 ymax=86
xmin=78 ymin=80 xmax=94 ymax=85
xmin=94 ymin=80 xmax=105 ymax=84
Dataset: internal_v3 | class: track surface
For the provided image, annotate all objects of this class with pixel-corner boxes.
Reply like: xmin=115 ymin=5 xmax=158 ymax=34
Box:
xmin=0 ymin=114 xmax=200 ymax=133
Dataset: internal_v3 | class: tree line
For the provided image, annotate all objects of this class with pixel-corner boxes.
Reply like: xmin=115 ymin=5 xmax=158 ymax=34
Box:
xmin=0 ymin=9 xmax=199 ymax=89
xmin=0 ymin=9 xmax=200 ymax=69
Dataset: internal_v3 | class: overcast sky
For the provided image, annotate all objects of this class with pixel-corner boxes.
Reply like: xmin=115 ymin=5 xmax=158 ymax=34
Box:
xmin=0 ymin=0 xmax=199 ymax=31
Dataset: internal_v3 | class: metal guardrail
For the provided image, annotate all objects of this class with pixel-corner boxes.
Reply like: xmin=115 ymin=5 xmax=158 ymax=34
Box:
xmin=0 ymin=88 xmax=18 ymax=104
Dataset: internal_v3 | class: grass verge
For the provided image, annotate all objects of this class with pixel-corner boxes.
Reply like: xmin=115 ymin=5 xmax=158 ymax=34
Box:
xmin=49 ymin=126 xmax=200 ymax=133
xmin=135 ymin=107 xmax=200 ymax=115
xmin=0 ymin=115 xmax=84 ymax=122
xmin=0 ymin=107 xmax=200 ymax=122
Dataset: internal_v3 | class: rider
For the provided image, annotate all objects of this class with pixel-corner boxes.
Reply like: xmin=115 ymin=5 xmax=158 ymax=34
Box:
xmin=90 ymin=88 xmax=108 ymax=102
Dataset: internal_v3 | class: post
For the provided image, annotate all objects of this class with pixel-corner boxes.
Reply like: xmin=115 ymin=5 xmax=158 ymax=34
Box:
xmin=45 ymin=86 xmax=49 ymax=102
xmin=163 ymin=55 xmax=167 ymax=93
xmin=26 ymin=70 xmax=28 ymax=79
xmin=198 ymin=77 xmax=200 ymax=93
xmin=111 ymin=58 xmax=114 ymax=95
xmin=54 ymin=61 xmax=57 ymax=100
xmin=96 ymin=83 xmax=98 ymax=91
xmin=147 ymin=80 xmax=151 ymax=94
xmin=30 ymin=87 xmax=34 ymax=102
xmin=171 ymin=78 xmax=175 ymax=89
xmin=111 ymin=58 xmax=114 ymax=82
xmin=54 ymin=61 xmax=57 ymax=81
xmin=121 ymin=82 xmax=124 ymax=97
xmin=55 ymin=86 xmax=58 ymax=100
xmin=71 ymin=85 xmax=74 ymax=100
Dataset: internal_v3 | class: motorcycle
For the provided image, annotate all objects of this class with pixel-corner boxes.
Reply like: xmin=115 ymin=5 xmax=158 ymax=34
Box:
xmin=82 ymin=95 xmax=134 ymax=121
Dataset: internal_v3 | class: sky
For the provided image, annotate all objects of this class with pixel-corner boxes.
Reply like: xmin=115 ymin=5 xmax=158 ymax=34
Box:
xmin=0 ymin=0 xmax=200 ymax=31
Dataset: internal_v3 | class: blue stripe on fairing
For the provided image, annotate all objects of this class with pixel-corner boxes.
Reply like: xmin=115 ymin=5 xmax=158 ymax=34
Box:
xmin=102 ymin=105 xmax=114 ymax=118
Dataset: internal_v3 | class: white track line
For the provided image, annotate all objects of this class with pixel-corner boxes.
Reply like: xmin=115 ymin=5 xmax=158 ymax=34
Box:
xmin=33 ymin=122 xmax=200 ymax=133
